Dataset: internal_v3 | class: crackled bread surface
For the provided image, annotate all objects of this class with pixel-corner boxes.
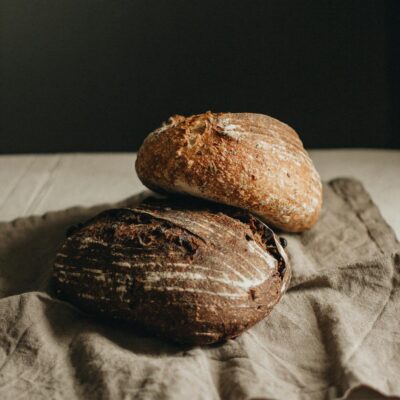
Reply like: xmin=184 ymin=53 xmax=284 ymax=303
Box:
xmin=135 ymin=112 xmax=323 ymax=232
xmin=53 ymin=199 xmax=291 ymax=345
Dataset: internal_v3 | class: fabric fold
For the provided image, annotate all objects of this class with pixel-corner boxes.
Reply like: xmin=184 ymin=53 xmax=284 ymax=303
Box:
xmin=0 ymin=179 xmax=399 ymax=400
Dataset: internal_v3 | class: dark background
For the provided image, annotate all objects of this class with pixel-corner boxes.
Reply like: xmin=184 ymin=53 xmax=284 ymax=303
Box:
xmin=1 ymin=0 xmax=399 ymax=153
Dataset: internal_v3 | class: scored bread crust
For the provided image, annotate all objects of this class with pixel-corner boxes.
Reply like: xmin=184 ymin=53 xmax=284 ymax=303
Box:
xmin=135 ymin=112 xmax=322 ymax=232
xmin=53 ymin=199 xmax=291 ymax=345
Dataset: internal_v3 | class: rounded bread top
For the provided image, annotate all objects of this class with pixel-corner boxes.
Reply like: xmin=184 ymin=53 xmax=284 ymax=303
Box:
xmin=136 ymin=112 xmax=322 ymax=232
xmin=53 ymin=199 xmax=291 ymax=344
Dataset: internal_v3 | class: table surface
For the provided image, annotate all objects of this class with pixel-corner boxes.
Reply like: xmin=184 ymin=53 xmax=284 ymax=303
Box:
xmin=0 ymin=150 xmax=399 ymax=238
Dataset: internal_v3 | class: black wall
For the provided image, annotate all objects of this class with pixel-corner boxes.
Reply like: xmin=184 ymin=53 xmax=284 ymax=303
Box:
xmin=1 ymin=0 xmax=399 ymax=153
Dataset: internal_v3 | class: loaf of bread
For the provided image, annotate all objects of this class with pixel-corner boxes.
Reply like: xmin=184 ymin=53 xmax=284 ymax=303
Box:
xmin=53 ymin=199 xmax=291 ymax=345
xmin=136 ymin=112 xmax=322 ymax=232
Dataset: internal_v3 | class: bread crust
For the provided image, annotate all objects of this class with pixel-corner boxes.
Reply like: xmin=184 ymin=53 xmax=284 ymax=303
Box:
xmin=53 ymin=199 xmax=291 ymax=345
xmin=136 ymin=112 xmax=322 ymax=232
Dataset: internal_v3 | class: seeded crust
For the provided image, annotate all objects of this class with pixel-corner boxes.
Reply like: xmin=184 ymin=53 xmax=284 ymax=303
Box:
xmin=53 ymin=199 xmax=291 ymax=345
xmin=135 ymin=112 xmax=322 ymax=232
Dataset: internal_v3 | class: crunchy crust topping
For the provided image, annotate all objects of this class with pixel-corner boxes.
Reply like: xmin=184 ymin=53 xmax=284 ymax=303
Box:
xmin=136 ymin=112 xmax=322 ymax=232
xmin=54 ymin=199 xmax=291 ymax=345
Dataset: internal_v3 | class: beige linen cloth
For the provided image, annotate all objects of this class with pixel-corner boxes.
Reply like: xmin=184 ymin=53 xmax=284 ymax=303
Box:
xmin=0 ymin=178 xmax=399 ymax=400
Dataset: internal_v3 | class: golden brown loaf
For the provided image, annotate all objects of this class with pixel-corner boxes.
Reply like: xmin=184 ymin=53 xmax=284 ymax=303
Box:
xmin=53 ymin=199 xmax=291 ymax=345
xmin=136 ymin=112 xmax=322 ymax=232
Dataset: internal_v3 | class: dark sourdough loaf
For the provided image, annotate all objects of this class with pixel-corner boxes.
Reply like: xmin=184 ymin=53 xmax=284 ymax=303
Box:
xmin=53 ymin=199 xmax=291 ymax=345
xmin=135 ymin=112 xmax=323 ymax=232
